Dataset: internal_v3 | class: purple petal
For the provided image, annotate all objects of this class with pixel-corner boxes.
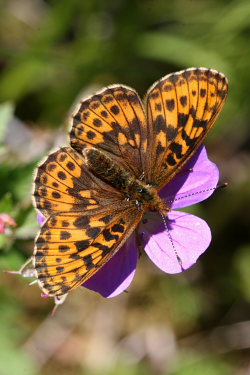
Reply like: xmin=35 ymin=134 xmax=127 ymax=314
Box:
xmin=139 ymin=210 xmax=211 ymax=274
xmin=37 ymin=212 xmax=45 ymax=226
xmin=160 ymin=145 xmax=219 ymax=209
xmin=83 ymin=234 xmax=138 ymax=298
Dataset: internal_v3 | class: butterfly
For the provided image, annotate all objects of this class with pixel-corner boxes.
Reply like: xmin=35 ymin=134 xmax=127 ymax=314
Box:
xmin=33 ymin=67 xmax=228 ymax=296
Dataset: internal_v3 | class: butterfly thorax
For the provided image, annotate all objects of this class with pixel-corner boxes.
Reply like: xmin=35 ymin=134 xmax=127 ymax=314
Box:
xmin=84 ymin=148 xmax=170 ymax=215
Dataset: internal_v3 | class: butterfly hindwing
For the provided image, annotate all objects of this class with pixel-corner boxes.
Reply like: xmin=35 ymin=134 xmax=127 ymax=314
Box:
xmin=146 ymin=67 xmax=228 ymax=188
xmin=34 ymin=208 xmax=141 ymax=296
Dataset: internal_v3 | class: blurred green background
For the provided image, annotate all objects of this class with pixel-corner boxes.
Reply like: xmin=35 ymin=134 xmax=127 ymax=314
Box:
xmin=1 ymin=0 xmax=250 ymax=374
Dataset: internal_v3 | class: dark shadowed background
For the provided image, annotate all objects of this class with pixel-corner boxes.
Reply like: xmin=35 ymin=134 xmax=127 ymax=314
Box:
xmin=1 ymin=0 xmax=250 ymax=374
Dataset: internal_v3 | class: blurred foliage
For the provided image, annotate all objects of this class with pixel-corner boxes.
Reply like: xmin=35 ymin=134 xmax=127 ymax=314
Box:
xmin=0 ymin=0 xmax=250 ymax=374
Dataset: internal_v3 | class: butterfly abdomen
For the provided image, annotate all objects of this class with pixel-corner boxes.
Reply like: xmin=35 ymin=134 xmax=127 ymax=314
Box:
xmin=84 ymin=148 xmax=132 ymax=190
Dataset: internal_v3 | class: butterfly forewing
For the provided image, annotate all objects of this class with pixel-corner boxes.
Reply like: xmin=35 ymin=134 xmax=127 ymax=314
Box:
xmin=70 ymin=85 xmax=148 ymax=178
xmin=146 ymin=68 xmax=228 ymax=189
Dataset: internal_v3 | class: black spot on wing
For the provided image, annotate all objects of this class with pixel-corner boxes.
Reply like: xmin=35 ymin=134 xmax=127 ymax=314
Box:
xmin=166 ymin=125 xmax=178 ymax=141
xmin=200 ymin=88 xmax=207 ymax=97
xmin=100 ymin=215 xmax=111 ymax=224
xmin=103 ymin=229 xmax=119 ymax=241
xmin=180 ymin=96 xmax=187 ymax=107
xmin=58 ymin=171 xmax=67 ymax=180
xmin=182 ymin=129 xmax=197 ymax=147
xmin=93 ymin=118 xmax=102 ymax=127
xmin=91 ymin=101 xmax=100 ymax=110
xmin=166 ymin=99 xmax=175 ymax=111
xmin=56 ymin=266 xmax=64 ymax=273
xmin=59 ymin=154 xmax=67 ymax=162
xmin=60 ymin=231 xmax=71 ymax=240
xmin=110 ymin=105 xmax=120 ymax=115
xmin=112 ymin=223 xmax=125 ymax=233
xmin=154 ymin=115 xmax=166 ymax=133
xmin=86 ymin=227 xmax=101 ymax=238
xmin=92 ymin=242 xmax=110 ymax=253
xmin=193 ymin=119 xmax=208 ymax=128
xmin=156 ymin=142 xmax=165 ymax=156
xmin=52 ymin=191 xmax=61 ymax=199
xmin=74 ymin=216 xmax=90 ymax=228
xmin=166 ymin=154 xmax=177 ymax=166
xmin=83 ymin=255 xmax=95 ymax=270
xmin=67 ymin=161 xmax=75 ymax=171
xmin=155 ymin=103 xmax=162 ymax=111
xmin=178 ymin=113 xmax=189 ymax=127
xmin=101 ymin=110 xmax=108 ymax=118
xmin=75 ymin=240 xmax=90 ymax=251
xmin=47 ymin=163 xmax=56 ymax=172
xmin=169 ymin=142 xmax=183 ymax=159
xmin=70 ymin=253 xmax=82 ymax=260
xmin=62 ymin=220 xmax=69 ymax=227
xmin=87 ymin=131 xmax=96 ymax=140
xmin=163 ymin=84 xmax=173 ymax=92
xmin=59 ymin=245 xmax=70 ymax=253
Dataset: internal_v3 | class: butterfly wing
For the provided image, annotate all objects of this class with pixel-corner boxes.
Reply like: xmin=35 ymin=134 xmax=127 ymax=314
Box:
xmin=34 ymin=208 xmax=141 ymax=296
xmin=145 ymin=67 xmax=228 ymax=189
xmin=70 ymin=85 xmax=149 ymax=178
xmin=33 ymin=147 xmax=142 ymax=296
xmin=33 ymin=147 xmax=125 ymax=217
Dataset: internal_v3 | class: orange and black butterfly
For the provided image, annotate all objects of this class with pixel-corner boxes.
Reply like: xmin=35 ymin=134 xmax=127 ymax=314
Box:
xmin=33 ymin=68 xmax=228 ymax=296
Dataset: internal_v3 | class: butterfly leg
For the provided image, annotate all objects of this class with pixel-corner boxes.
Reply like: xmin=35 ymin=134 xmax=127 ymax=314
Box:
xmin=135 ymin=227 xmax=144 ymax=258
xmin=135 ymin=200 xmax=143 ymax=211
xmin=138 ymin=171 xmax=145 ymax=181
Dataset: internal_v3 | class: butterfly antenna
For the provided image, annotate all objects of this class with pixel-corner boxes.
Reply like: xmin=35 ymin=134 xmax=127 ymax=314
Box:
xmin=159 ymin=211 xmax=184 ymax=271
xmin=217 ymin=182 xmax=228 ymax=189
xmin=167 ymin=182 xmax=228 ymax=205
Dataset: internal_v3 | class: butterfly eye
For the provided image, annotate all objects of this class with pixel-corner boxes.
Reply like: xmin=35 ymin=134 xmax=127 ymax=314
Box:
xmin=137 ymin=188 xmax=143 ymax=193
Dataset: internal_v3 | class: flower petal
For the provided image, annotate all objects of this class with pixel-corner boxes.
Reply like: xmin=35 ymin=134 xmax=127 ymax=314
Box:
xmin=160 ymin=145 xmax=219 ymax=209
xmin=83 ymin=234 xmax=138 ymax=298
xmin=37 ymin=212 xmax=45 ymax=226
xmin=140 ymin=210 xmax=211 ymax=274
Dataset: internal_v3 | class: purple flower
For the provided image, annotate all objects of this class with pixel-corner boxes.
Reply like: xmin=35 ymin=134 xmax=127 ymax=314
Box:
xmin=37 ymin=145 xmax=219 ymax=299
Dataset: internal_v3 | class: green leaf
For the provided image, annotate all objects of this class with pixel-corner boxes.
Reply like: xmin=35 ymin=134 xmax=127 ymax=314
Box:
xmin=0 ymin=193 xmax=14 ymax=215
